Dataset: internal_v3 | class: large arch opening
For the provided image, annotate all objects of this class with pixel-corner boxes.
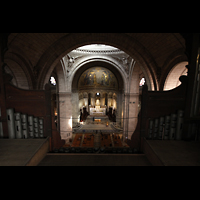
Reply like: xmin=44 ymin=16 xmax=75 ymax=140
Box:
xmin=72 ymin=62 xmax=124 ymax=130
xmin=40 ymin=34 xmax=157 ymax=91
xmin=69 ymin=53 xmax=126 ymax=142
xmin=51 ymin=43 xmax=149 ymax=146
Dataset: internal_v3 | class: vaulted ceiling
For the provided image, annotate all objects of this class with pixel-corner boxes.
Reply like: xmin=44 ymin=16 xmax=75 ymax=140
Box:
xmin=4 ymin=33 xmax=187 ymax=90
xmin=7 ymin=33 xmax=185 ymax=69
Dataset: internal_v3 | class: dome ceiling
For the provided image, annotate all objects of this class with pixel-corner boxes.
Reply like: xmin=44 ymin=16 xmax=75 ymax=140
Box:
xmin=77 ymin=44 xmax=119 ymax=51
xmin=78 ymin=67 xmax=118 ymax=90
xmin=74 ymin=44 xmax=122 ymax=54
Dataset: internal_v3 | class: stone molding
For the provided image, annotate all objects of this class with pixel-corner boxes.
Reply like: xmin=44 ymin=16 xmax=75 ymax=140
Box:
xmin=73 ymin=48 xmax=123 ymax=54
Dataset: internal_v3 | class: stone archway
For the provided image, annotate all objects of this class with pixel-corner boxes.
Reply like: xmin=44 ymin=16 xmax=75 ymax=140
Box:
xmin=40 ymin=38 xmax=160 ymax=143
xmin=37 ymin=33 xmax=158 ymax=91
xmin=4 ymin=57 xmax=31 ymax=90
xmin=45 ymin=41 xmax=156 ymax=143
xmin=71 ymin=61 xmax=126 ymax=140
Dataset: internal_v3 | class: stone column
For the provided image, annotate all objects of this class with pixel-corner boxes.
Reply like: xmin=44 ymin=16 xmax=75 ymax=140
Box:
xmin=59 ymin=92 xmax=72 ymax=142
xmin=127 ymin=64 xmax=140 ymax=140
xmin=108 ymin=92 xmax=113 ymax=111
xmin=123 ymin=93 xmax=129 ymax=140
xmin=117 ymin=92 xmax=123 ymax=127
xmin=72 ymin=91 xmax=79 ymax=126
xmin=100 ymin=93 xmax=105 ymax=107
xmin=91 ymin=93 xmax=95 ymax=107
xmin=127 ymin=93 xmax=139 ymax=139
xmin=112 ymin=93 xmax=117 ymax=110
xmin=83 ymin=92 xmax=88 ymax=113
xmin=79 ymin=93 xmax=83 ymax=109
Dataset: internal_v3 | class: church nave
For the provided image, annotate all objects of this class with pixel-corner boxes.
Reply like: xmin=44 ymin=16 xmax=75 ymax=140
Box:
xmin=2 ymin=33 xmax=200 ymax=166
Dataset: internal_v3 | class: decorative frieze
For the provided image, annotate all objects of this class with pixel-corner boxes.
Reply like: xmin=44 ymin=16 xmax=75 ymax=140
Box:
xmin=73 ymin=48 xmax=123 ymax=54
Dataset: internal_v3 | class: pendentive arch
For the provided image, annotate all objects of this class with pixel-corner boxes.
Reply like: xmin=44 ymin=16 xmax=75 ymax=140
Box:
xmin=35 ymin=33 xmax=158 ymax=91
xmin=159 ymin=50 xmax=188 ymax=91
xmin=4 ymin=49 xmax=34 ymax=89
xmin=50 ymin=53 xmax=154 ymax=94
xmin=4 ymin=56 xmax=30 ymax=89
xmin=163 ymin=61 xmax=188 ymax=91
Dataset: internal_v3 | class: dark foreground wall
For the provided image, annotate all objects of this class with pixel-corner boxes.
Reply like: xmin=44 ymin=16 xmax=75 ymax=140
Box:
xmin=127 ymin=75 xmax=188 ymax=150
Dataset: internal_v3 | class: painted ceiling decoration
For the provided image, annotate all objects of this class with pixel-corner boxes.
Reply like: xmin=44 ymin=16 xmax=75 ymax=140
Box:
xmin=78 ymin=67 xmax=118 ymax=90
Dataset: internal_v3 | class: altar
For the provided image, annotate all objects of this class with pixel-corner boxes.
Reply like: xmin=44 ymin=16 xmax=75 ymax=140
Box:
xmin=90 ymin=106 xmax=106 ymax=115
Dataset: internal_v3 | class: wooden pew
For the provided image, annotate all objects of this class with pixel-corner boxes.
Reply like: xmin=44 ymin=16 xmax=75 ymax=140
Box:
xmin=82 ymin=133 xmax=94 ymax=147
xmin=101 ymin=133 xmax=112 ymax=147
xmin=113 ymin=134 xmax=122 ymax=147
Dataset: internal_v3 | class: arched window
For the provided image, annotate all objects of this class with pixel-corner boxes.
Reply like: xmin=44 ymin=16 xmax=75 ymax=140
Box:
xmin=139 ymin=78 xmax=145 ymax=86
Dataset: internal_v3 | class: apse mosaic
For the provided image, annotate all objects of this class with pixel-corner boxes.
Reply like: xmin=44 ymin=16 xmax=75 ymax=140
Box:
xmin=78 ymin=67 xmax=118 ymax=89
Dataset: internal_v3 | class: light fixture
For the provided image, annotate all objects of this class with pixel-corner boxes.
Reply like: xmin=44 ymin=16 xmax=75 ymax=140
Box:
xmin=139 ymin=78 xmax=145 ymax=86
xmin=68 ymin=116 xmax=72 ymax=129
xmin=50 ymin=76 xmax=56 ymax=86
